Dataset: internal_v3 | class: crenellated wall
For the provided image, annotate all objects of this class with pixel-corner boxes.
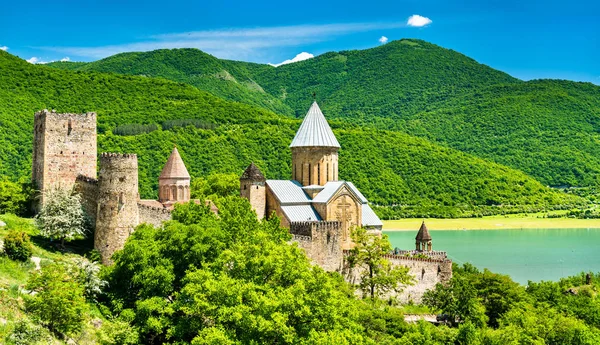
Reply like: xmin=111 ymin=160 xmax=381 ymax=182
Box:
xmin=344 ymin=250 xmax=452 ymax=303
xmin=290 ymin=221 xmax=343 ymax=272
xmin=74 ymin=175 xmax=99 ymax=227
xmin=138 ymin=203 xmax=172 ymax=228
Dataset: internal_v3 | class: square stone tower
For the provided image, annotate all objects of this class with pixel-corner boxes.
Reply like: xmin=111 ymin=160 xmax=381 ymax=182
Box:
xmin=32 ymin=110 xmax=97 ymax=205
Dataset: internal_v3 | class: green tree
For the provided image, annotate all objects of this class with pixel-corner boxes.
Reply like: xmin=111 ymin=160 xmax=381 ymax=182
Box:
xmin=3 ymin=229 xmax=33 ymax=262
xmin=24 ymin=262 xmax=88 ymax=336
xmin=34 ymin=188 xmax=86 ymax=247
xmin=346 ymin=227 xmax=413 ymax=300
xmin=0 ymin=178 xmax=31 ymax=216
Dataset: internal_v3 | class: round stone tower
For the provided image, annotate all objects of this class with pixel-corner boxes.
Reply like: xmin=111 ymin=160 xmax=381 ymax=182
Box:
xmin=158 ymin=147 xmax=191 ymax=206
xmin=290 ymin=102 xmax=340 ymax=186
xmin=415 ymin=221 xmax=432 ymax=252
xmin=95 ymin=153 xmax=140 ymax=264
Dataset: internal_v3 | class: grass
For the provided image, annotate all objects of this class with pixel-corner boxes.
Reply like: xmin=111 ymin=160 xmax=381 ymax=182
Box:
xmin=383 ymin=214 xmax=600 ymax=231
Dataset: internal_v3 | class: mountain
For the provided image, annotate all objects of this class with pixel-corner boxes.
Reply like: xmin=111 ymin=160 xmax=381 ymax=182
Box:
xmin=50 ymin=39 xmax=600 ymax=188
xmin=0 ymin=50 xmax=575 ymax=212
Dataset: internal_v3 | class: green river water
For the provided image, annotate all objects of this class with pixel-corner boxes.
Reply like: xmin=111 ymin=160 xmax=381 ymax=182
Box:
xmin=384 ymin=228 xmax=600 ymax=285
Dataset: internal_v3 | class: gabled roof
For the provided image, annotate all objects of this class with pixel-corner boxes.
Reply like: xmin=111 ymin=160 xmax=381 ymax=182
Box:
xmin=362 ymin=204 xmax=383 ymax=227
xmin=289 ymin=102 xmax=341 ymax=148
xmin=281 ymin=205 xmax=322 ymax=222
xmin=416 ymin=221 xmax=432 ymax=241
xmin=312 ymin=181 xmax=368 ymax=204
xmin=159 ymin=147 xmax=190 ymax=179
xmin=266 ymin=180 xmax=311 ymax=205
xmin=240 ymin=163 xmax=266 ymax=182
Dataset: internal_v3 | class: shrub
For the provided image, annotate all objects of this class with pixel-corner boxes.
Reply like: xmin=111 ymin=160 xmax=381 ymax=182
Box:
xmin=6 ymin=319 xmax=51 ymax=345
xmin=3 ymin=230 xmax=33 ymax=262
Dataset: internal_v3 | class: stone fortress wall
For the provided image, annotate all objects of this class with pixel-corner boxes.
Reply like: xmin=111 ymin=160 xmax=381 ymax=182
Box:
xmin=290 ymin=221 xmax=343 ymax=272
xmin=138 ymin=203 xmax=172 ymax=228
xmin=74 ymin=175 xmax=99 ymax=227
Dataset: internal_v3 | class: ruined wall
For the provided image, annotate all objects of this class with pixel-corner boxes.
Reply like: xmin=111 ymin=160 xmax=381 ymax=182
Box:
xmin=138 ymin=203 xmax=172 ymax=228
xmin=291 ymin=147 xmax=338 ymax=186
xmin=95 ymin=153 xmax=140 ymax=265
xmin=32 ymin=110 xmax=97 ymax=206
xmin=344 ymin=252 xmax=452 ymax=303
xmin=74 ymin=175 xmax=99 ymax=228
xmin=240 ymin=180 xmax=266 ymax=219
xmin=290 ymin=221 xmax=343 ymax=272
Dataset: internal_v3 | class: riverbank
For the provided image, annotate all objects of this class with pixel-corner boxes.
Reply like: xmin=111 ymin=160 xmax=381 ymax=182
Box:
xmin=383 ymin=215 xmax=600 ymax=231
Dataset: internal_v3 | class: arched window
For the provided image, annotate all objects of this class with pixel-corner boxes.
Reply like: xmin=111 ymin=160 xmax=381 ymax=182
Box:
xmin=172 ymin=186 xmax=177 ymax=201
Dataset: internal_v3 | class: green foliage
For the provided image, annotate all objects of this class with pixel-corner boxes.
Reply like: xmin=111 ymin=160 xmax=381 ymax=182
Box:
xmin=191 ymin=172 xmax=241 ymax=199
xmin=0 ymin=178 xmax=32 ymax=216
xmin=5 ymin=319 xmax=52 ymax=345
xmin=96 ymin=318 xmax=139 ymax=345
xmin=113 ymin=123 xmax=158 ymax=136
xmin=24 ymin=262 xmax=88 ymax=336
xmin=346 ymin=227 xmax=413 ymax=300
xmin=71 ymin=257 xmax=107 ymax=301
xmin=34 ymin=188 xmax=86 ymax=247
xmin=0 ymin=48 xmax=582 ymax=215
xmin=3 ymin=229 xmax=33 ymax=262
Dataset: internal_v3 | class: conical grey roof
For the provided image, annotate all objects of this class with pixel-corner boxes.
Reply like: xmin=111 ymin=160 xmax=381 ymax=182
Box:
xmin=416 ymin=221 xmax=432 ymax=241
xmin=290 ymin=102 xmax=340 ymax=148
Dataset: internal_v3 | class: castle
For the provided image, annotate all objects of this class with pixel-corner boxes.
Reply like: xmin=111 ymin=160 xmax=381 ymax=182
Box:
xmin=32 ymin=109 xmax=192 ymax=264
xmin=32 ymin=103 xmax=451 ymax=301
xmin=239 ymin=102 xmax=452 ymax=301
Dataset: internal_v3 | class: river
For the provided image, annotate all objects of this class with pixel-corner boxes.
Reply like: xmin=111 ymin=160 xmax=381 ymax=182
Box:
xmin=384 ymin=228 xmax=600 ymax=284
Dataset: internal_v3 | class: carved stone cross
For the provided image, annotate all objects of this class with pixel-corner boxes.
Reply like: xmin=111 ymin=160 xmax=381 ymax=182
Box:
xmin=335 ymin=195 xmax=354 ymax=241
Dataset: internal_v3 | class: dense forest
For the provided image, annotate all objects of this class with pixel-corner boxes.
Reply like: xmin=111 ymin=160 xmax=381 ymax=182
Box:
xmin=50 ymin=39 xmax=600 ymax=188
xmin=0 ymin=49 xmax=579 ymax=217
xmin=2 ymin=200 xmax=600 ymax=344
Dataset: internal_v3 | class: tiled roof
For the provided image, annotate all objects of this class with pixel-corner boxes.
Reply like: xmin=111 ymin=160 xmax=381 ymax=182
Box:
xmin=159 ymin=147 xmax=190 ymax=179
xmin=290 ymin=102 xmax=340 ymax=148
xmin=416 ymin=221 xmax=432 ymax=241
xmin=362 ymin=204 xmax=383 ymax=227
xmin=240 ymin=163 xmax=266 ymax=182
xmin=266 ymin=180 xmax=311 ymax=204
xmin=281 ymin=205 xmax=322 ymax=222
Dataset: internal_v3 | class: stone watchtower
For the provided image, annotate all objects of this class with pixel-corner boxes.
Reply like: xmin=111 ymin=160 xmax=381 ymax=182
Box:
xmin=32 ymin=110 xmax=97 ymax=207
xmin=158 ymin=147 xmax=191 ymax=206
xmin=95 ymin=153 xmax=140 ymax=264
xmin=240 ymin=163 xmax=266 ymax=219
xmin=290 ymin=102 xmax=340 ymax=186
xmin=415 ymin=221 xmax=433 ymax=252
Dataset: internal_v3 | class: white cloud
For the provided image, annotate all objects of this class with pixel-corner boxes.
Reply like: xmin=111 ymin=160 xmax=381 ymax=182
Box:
xmin=60 ymin=57 xmax=70 ymax=62
xmin=26 ymin=57 xmax=40 ymax=64
xmin=269 ymin=52 xmax=314 ymax=67
xmin=379 ymin=36 xmax=389 ymax=44
xmin=407 ymin=15 xmax=432 ymax=27
xmin=26 ymin=56 xmax=70 ymax=64
xmin=0 ymin=46 xmax=8 ymax=51
xmin=37 ymin=21 xmax=406 ymax=60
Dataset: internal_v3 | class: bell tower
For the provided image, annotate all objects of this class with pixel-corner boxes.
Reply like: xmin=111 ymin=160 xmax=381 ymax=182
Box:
xmin=158 ymin=147 xmax=191 ymax=206
xmin=415 ymin=221 xmax=432 ymax=252
xmin=290 ymin=102 xmax=340 ymax=186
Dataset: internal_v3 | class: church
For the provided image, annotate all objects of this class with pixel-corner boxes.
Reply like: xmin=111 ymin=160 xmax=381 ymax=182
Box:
xmin=240 ymin=101 xmax=382 ymax=249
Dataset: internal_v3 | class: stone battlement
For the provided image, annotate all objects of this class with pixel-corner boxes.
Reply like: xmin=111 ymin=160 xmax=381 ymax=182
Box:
xmin=100 ymin=152 xmax=138 ymax=160
xmin=137 ymin=202 xmax=172 ymax=215
xmin=35 ymin=109 xmax=96 ymax=118
xmin=393 ymin=249 xmax=448 ymax=260
xmin=291 ymin=234 xmax=312 ymax=242
xmin=76 ymin=174 xmax=98 ymax=185
xmin=290 ymin=220 xmax=341 ymax=237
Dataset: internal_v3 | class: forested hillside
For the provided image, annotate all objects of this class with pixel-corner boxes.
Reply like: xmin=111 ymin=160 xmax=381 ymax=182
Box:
xmin=51 ymin=39 xmax=600 ymax=188
xmin=0 ymin=50 xmax=576 ymax=211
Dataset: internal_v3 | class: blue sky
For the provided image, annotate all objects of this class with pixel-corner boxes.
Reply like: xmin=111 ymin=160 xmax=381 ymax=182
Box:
xmin=1 ymin=0 xmax=598 ymax=83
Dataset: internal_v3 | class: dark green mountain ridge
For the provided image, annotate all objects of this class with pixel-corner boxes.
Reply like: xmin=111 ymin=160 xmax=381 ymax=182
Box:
xmin=50 ymin=39 xmax=600 ymax=188
xmin=0 ymin=49 xmax=575 ymax=211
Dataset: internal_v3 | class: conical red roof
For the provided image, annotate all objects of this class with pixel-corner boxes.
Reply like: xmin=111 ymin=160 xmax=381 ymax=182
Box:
xmin=159 ymin=147 xmax=190 ymax=179
xmin=415 ymin=221 xmax=432 ymax=241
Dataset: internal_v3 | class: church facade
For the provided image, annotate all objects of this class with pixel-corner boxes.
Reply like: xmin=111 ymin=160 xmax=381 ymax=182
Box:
xmin=240 ymin=102 xmax=382 ymax=251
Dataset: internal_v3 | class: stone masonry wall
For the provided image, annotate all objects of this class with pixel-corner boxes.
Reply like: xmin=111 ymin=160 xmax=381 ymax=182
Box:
xmin=74 ymin=175 xmax=99 ymax=228
xmin=240 ymin=180 xmax=266 ymax=219
xmin=344 ymin=252 xmax=452 ymax=303
xmin=138 ymin=203 xmax=172 ymax=228
xmin=290 ymin=221 xmax=343 ymax=272
xmin=95 ymin=153 xmax=140 ymax=265
xmin=32 ymin=110 xmax=97 ymax=207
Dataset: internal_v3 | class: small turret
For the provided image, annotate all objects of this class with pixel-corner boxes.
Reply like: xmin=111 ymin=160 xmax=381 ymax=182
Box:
xmin=415 ymin=221 xmax=432 ymax=252
xmin=240 ymin=163 xmax=266 ymax=219
xmin=158 ymin=147 xmax=191 ymax=206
